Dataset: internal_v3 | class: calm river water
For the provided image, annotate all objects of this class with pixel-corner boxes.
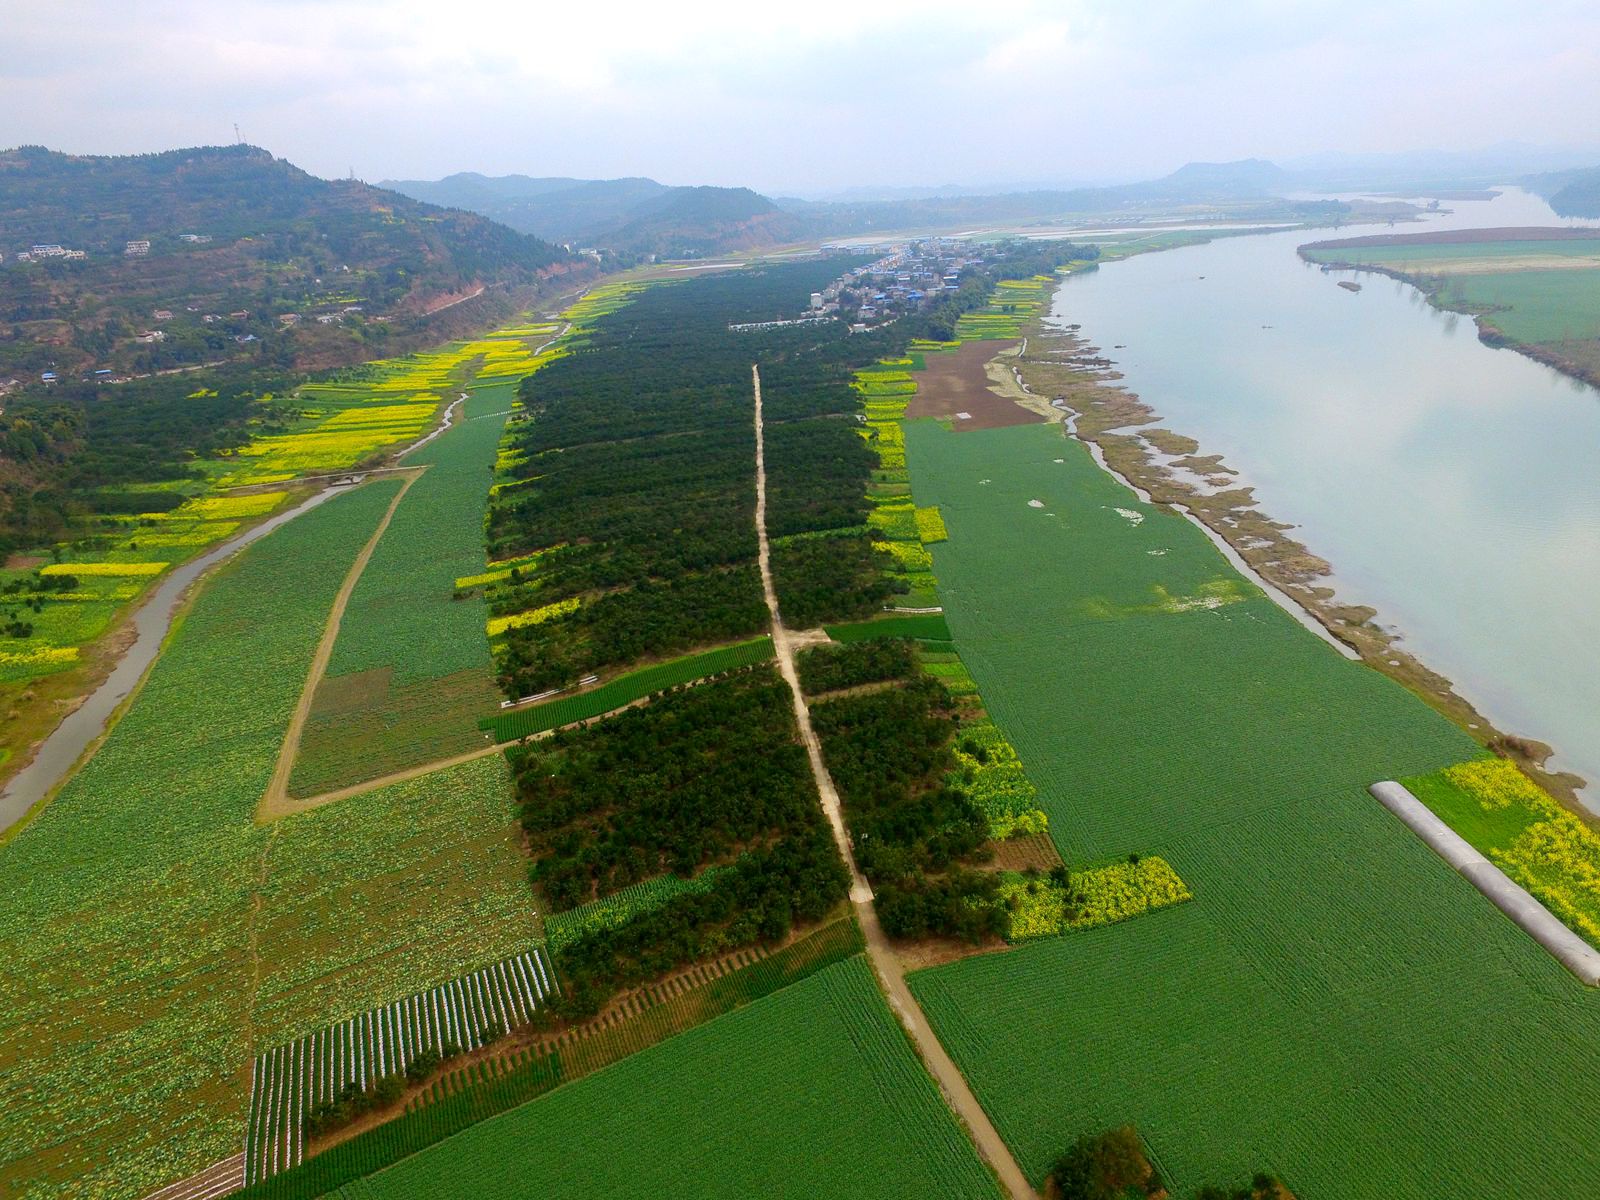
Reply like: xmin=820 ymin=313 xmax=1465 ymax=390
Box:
xmin=1052 ymin=188 xmax=1600 ymax=800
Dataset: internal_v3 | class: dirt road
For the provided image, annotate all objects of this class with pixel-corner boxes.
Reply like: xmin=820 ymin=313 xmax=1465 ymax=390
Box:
xmin=750 ymin=364 xmax=1037 ymax=1200
xmin=256 ymin=469 xmax=422 ymax=821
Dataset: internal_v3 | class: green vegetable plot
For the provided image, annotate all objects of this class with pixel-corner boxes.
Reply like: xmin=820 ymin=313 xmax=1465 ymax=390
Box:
xmin=901 ymin=418 xmax=1600 ymax=1198
xmin=334 ymin=958 xmax=1000 ymax=1200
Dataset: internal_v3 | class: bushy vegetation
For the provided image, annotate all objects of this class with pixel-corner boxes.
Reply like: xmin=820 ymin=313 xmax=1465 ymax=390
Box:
xmin=1048 ymin=1124 xmax=1291 ymax=1200
xmin=811 ymin=674 xmax=1007 ymax=940
xmin=0 ymin=368 xmax=287 ymax=557
xmin=510 ymin=668 xmax=818 ymax=909
xmin=796 ymin=638 xmax=916 ymax=694
xmin=486 ymin=259 xmax=907 ymax=697
xmin=508 ymin=667 xmax=850 ymax=1016
xmin=1048 ymin=1126 xmax=1164 ymax=1200
xmin=0 ymin=144 xmax=575 ymax=377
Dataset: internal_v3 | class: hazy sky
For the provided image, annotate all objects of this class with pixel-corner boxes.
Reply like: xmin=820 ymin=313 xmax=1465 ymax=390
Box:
xmin=6 ymin=0 xmax=1599 ymax=193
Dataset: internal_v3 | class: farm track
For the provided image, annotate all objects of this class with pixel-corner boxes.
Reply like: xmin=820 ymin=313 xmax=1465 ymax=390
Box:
xmin=257 ymin=469 xmax=424 ymax=823
xmin=751 ymin=364 xmax=1037 ymax=1200
xmin=136 ymin=1153 xmax=245 ymax=1200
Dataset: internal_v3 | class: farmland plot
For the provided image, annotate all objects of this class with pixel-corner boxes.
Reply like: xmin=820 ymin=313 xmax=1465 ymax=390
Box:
xmin=477 ymin=635 xmax=774 ymax=742
xmin=901 ymin=418 xmax=1600 ymax=1196
xmin=0 ymin=483 xmax=398 ymax=1198
xmin=246 ymin=948 xmax=557 ymax=1183
xmin=332 ymin=958 xmax=1000 ymax=1200
xmin=288 ymin=382 xmax=519 ymax=796
xmin=0 ymin=480 xmax=540 ymax=1200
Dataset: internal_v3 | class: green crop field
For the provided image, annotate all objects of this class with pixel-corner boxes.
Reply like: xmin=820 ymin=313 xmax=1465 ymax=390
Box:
xmin=289 ymin=383 xmax=519 ymax=796
xmin=0 ymin=480 xmax=537 ymax=1200
xmin=254 ymin=753 xmax=537 ymax=1043
xmin=329 ymin=957 xmax=1001 ymax=1200
xmin=825 ymin=613 xmax=951 ymax=642
xmin=1442 ymin=268 xmax=1600 ymax=344
xmin=0 ymin=482 xmax=397 ymax=1197
xmin=478 ymin=636 xmax=774 ymax=742
xmin=543 ymin=866 xmax=734 ymax=953
xmin=898 ymin=418 xmax=1600 ymax=1197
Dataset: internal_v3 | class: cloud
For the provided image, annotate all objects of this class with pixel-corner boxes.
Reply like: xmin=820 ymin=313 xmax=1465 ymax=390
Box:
xmin=2 ymin=0 xmax=1597 ymax=191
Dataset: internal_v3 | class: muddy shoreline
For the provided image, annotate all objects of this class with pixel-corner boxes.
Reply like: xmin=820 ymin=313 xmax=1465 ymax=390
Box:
xmin=1009 ymin=294 xmax=1591 ymax=816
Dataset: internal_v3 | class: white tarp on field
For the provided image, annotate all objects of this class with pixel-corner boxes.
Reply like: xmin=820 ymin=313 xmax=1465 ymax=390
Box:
xmin=1370 ymin=780 xmax=1600 ymax=986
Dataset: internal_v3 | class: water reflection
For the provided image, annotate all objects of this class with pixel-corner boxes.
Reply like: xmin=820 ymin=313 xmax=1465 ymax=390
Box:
xmin=1052 ymin=187 xmax=1600 ymax=801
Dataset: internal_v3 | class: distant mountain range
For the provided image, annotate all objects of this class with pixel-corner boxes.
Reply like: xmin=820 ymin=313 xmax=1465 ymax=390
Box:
xmin=386 ymin=158 xmax=1327 ymax=258
xmin=380 ymin=173 xmax=812 ymax=257
xmin=0 ymin=144 xmax=584 ymax=377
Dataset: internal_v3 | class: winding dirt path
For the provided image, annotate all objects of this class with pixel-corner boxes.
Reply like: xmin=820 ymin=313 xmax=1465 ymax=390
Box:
xmin=750 ymin=364 xmax=1036 ymax=1200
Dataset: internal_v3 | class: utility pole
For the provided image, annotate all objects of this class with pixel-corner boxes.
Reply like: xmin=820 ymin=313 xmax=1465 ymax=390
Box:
xmin=234 ymin=123 xmax=242 ymax=145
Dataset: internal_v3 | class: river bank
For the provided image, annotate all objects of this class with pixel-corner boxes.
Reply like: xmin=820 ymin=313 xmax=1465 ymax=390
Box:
xmin=1315 ymin=259 xmax=1600 ymax=392
xmin=1009 ymin=298 xmax=1589 ymax=813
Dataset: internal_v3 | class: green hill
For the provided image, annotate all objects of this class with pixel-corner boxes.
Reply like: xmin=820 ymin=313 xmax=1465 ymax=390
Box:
xmin=0 ymin=144 xmax=580 ymax=378
xmin=382 ymin=173 xmax=811 ymax=259
xmin=380 ymin=173 xmax=670 ymax=244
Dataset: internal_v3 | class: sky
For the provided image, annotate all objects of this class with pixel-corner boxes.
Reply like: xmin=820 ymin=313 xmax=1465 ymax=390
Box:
xmin=5 ymin=0 xmax=1600 ymax=194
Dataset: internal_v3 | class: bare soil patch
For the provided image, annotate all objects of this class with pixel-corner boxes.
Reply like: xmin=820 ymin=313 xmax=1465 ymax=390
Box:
xmin=893 ymin=934 xmax=1012 ymax=971
xmin=907 ymin=340 xmax=1047 ymax=431
xmin=988 ymin=831 xmax=1064 ymax=872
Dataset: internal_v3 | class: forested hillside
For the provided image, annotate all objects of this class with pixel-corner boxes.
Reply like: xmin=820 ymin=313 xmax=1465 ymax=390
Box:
xmin=0 ymin=144 xmax=582 ymax=377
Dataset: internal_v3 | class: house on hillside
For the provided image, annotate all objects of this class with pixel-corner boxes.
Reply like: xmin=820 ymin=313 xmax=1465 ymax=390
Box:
xmin=125 ymin=240 xmax=151 ymax=257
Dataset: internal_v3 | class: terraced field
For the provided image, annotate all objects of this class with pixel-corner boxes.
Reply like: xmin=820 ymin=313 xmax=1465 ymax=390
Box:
xmin=330 ymin=958 xmax=1001 ymax=1200
xmin=900 ymin=417 xmax=1600 ymax=1196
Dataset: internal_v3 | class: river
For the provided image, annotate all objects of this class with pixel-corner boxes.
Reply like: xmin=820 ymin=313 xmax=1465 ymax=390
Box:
xmin=1051 ymin=186 xmax=1600 ymax=802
